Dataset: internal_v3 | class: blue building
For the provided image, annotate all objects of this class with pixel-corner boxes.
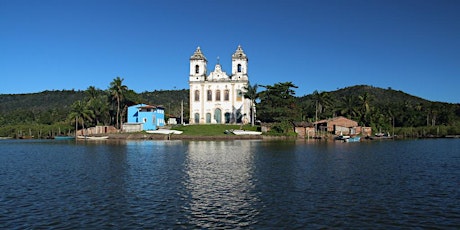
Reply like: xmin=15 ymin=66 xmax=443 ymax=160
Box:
xmin=126 ymin=104 xmax=165 ymax=131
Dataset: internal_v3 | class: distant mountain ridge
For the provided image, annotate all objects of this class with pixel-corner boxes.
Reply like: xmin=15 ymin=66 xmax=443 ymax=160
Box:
xmin=1 ymin=85 xmax=455 ymax=112
xmin=0 ymin=90 xmax=86 ymax=112
xmin=329 ymin=85 xmax=436 ymax=105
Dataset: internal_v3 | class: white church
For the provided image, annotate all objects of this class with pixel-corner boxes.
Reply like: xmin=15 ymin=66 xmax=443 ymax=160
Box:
xmin=189 ymin=45 xmax=252 ymax=124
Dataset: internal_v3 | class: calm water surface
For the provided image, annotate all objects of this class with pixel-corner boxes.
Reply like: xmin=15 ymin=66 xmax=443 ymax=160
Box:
xmin=0 ymin=138 xmax=459 ymax=229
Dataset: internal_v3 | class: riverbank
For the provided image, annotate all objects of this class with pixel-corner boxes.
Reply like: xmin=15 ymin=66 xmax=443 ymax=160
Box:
xmin=107 ymin=133 xmax=266 ymax=140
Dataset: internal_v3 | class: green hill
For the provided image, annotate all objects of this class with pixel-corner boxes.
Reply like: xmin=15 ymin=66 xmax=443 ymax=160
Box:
xmin=330 ymin=85 xmax=428 ymax=105
xmin=0 ymin=85 xmax=458 ymax=137
xmin=297 ymin=85 xmax=459 ymax=133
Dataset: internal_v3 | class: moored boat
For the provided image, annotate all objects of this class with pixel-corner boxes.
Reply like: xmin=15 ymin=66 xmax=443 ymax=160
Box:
xmin=54 ymin=136 xmax=75 ymax=140
xmin=146 ymin=129 xmax=183 ymax=135
xmin=77 ymin=136 xmax=109 ymax=140
xmin=345 ymin=136 xmax=361 ymax=142
xmin=232 ymin=130 xmax=262 ymax=135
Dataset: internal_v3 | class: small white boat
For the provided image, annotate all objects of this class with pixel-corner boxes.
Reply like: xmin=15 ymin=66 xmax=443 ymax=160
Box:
xmin=345 ymin=136 xmax=361 ymax=142
xmin=146 ymin=129 xmax=183 ymax=135
xmin=77 ymin=136 xmax=109 ymax=140
xmin=232 ymin=130 xmax=262 ymax=135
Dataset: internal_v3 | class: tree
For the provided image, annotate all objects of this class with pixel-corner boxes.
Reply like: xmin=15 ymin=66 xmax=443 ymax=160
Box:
xmin=109 ymin=77 xmax=128 ymax=129
xmin=258 ymin=82 xmax=298 ymax=124
xmin=336 ymin=95 xmax=358 ymax=119
xmin=243 ymin=82 xmax=259 ymax=126
xmin=86 ymin=86 xmax=99 ymax=100
xmin=311 ymin=90 xmax=333 ymax=119
xmin=68 ymin=100 xmax=94 ymax=135
xmin=120 ymin=89 xmax=141 ymax=125
xmin=358 ymin=92 xmax=373 ymax=126
xmin=84 ymin=86 xmax=110 ymax=126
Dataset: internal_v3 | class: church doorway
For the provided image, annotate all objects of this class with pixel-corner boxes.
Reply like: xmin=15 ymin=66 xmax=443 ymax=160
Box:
xmin=206 ymin=113 xmax=211 ymax=123
xmin=224 ymin=112 xmax=231 ymax=124
xmin=214 ymin=109 xmax=222 ymax=123
xmin=236 ymin=111 xmax=242 ymax=123
xmin=194 ymin=113 xmax=200 ymax=124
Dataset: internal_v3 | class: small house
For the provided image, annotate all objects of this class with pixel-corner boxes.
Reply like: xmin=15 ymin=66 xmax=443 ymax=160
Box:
xmin=314 ymin=116 xmax=359 ymax=135
xmin=123 ymin=104 xmax=165 ymax=132
xmin=293 ymin=121 xmax=315 ymax=139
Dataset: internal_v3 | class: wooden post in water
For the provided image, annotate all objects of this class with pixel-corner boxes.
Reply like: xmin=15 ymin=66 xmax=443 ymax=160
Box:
xmin=75 ymin=117 xmax=78 ymax=140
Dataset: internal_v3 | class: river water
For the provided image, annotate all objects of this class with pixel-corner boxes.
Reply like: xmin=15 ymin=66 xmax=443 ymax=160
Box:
xmin=0 ymin=138 xmax=459 ymax=229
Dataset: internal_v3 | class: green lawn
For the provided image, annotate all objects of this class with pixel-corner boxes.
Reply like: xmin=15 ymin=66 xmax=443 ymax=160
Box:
xmin=171 ymin=124 xmax=260 ymax=136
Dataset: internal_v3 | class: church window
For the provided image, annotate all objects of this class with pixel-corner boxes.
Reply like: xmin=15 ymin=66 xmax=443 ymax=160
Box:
xmin=194 ymin=90 xmax=200 ymax=101
xmin=215 ymin=90 xmax=221 ymax=101
xmin=195 ymin=65 xmax=199 ymax=74
xmin=236 ymin=89 xmax=243 ymax=101
xmin=206 ymin=113 xmax=211 ymax=123
xmin=207 ymin=90 xmax=212 ymax=101
xmin=224 ymin=90 xmax=229 ymax=101
xmin=237 ymin=64 xmax=242 ymax=73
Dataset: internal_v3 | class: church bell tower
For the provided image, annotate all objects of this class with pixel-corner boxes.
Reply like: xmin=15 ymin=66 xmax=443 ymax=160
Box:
xmin=231 ymin=45 xmax=248 ymax=81
xmin=189 ymin=46 xmax=207 ymax=82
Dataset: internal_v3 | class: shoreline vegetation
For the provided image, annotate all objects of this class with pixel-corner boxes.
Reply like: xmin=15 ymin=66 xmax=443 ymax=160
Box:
xmin=2 ymin=123 xmax=459 ymax=141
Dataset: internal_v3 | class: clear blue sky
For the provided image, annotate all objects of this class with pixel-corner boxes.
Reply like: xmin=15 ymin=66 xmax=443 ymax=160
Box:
xmin=1 ymin=0 xmax=459 ymax=103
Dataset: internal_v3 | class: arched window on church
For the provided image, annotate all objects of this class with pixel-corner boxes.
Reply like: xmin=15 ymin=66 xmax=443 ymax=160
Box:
xmin=207 ymin=90 xmax=212 ymax=101
xmin=236 ymin=89 xmax=243 ymax=101
xmin=237 ymin=64 xmax=242 ymax=73
xmin=215 ymin=90 xmax=221 ymax=101
xmin=194 ymin=90 xmax=200 ymax=101
xmin=224 ymin=90 xmax=229 ymax=101
xmin=195 ymin=65 xmax=199 ymax=74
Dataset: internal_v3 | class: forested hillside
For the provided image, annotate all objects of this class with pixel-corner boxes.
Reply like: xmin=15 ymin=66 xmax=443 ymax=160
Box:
xmin=139 ymin=89 xmax=189 ymax=119
xmin=0 ymin=90 xmax=86 ymax=125
xmin=296 ymin=85 xmax=460 ymax=135
xmin=0 ymin=84 xmax=459 ymax=137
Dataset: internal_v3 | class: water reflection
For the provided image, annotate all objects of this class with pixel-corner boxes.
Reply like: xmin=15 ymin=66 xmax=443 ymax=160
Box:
xmin=1 ymin=139 xmax=458 ymax=228
xmin=182 ymin=140 xmax=260 ymax=228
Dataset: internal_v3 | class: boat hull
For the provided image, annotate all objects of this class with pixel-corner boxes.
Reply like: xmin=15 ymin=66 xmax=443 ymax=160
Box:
xmin=54 ymin=136 xmax=74 ymax=140
xmin=345 ymin=136 xmax=361 ymax=142
xmin=77 ymin=136 xmax=109 ymax=140
xmin=232 ymin=130 xmax=262 ymax=135
xmin=146 ymin=130 xmax=183 ymax=135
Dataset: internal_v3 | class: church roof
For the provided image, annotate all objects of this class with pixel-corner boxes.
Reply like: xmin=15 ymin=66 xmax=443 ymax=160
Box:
xmin=190 ymin=46 xmax=207 ymax=61
xmin=232 ymin=45 xmax=247 ymax=60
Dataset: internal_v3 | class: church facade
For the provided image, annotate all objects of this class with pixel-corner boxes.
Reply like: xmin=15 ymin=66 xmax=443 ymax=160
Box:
xmin=189 ymin=45 xmax=252 ymax=124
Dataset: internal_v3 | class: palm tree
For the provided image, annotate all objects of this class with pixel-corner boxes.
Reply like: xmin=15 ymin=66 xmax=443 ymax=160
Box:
xmin=243 ymin=82 xmax=259 ymax=126
xmin=337 ymin=95 xmax=358 ymax=119
xmin=358 ymin=92 xmax=373 ymax=126
xmin=312 ymin=90 xmax=332 ymax=119
xmin=88 ymin=94 xmax=109 ymax=126
xmin=109 ymin=77 xmax=128 ymax=129
xmin=86 ymin=86 xmax=99 ymax=100
xmin=68 ymin=100 xmax=94 ymax=136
